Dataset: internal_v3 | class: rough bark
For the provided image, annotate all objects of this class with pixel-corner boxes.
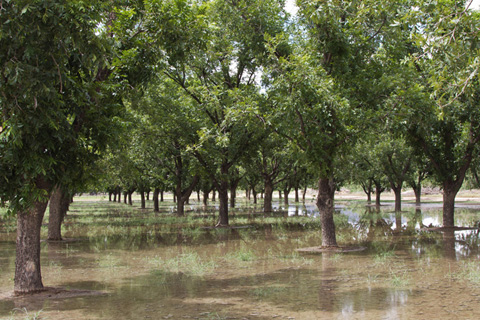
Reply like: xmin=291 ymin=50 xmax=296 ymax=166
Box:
xmin=15 ymin=178 xmax=51 ymax=294
xmin=295 ymin=187 xmax=299 ymax=203
xmin=316 ymin=177 xmax=337 ymax=247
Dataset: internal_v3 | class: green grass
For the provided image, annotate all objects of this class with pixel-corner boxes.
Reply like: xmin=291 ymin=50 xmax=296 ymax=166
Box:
xmin=6 ymin=308 xmax=43 ymax=320
xmin=147 ymin=251 xmax=217 ymax=276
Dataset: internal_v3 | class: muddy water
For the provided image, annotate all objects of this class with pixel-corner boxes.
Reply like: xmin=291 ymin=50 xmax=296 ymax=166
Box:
xmin=1 ymin=198 xmax=480 ymax=319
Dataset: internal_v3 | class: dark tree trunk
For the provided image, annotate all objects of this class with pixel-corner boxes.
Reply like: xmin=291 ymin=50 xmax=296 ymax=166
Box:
xmin=175 ymin=176 xmax=199 ymax=217
xmin=123 ymin=192 xmax=127 ymax=204
xmin=140 ymin=191 xmax=146 ymax=209
xmin=117 ymin=189 xmax=121 ymax=203
xmin=413 ymin=185 xmax=421 ymax=205
xmin=177 ymin=198 xmax=186 ymax=216
xmin=392 ymin=186 xmax=402 ymax=212
xmin=212 ymin=190 xmax=216 ymax=202
xmin=284 ymin=189 xmax=290 ymax=206
xmin=443 ymin=184 xmax=458 ymax=227
xmin=203 ymin=190 xmax=209 ymax=206
xmin=160 ymin=190 xmax=164 ymax=202
xmin=374 ymin=181 xmax=384 ymax=207
xmin=278 ymin=190 xmax=282 ymax=199
xmin=48 ymin=186 xmax=69 ymax=241
xmin=113 ymin=192 xmax=117 ymax=202
xmin=146 ymin=191 xmax=150 ymax=201
xmin=217 ymin=183 xmax=229 ymax=226
xmin=153 ymin=188 xmax=160 ymax=212
xmin=128 ymin=192 xmax=133 ymax=205
xmin=173 ymin=192 xmax=176 ymax=203
xmin=295 ymin=187 xmax=299 ymax=203
xmin=230 ymin=186 xmax=236 ymax=208
xmin=316 ymin=178 xmax=337 ymax=247
xmin=108 ymin=193 xmax=112 ymax=202
xmin=302 ymin=186 xmax=307 ymax=203
xmin=264 ymin=180 xmax=274 ymax=213
xmin=197 ymin=191 xmax=201 ymax=202
xmin=252 ymin=188 xmax=258 ymax=204
xmin=246 ymin=188 xmax=250 ymax=201
xmin=361 ymin=180 xmax=373 ymax=205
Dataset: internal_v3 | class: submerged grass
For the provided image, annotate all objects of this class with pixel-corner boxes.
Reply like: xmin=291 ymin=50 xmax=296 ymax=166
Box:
xmin=455 ymin=261 xmax=480 ymax=284
xmin=147 ymin=251 xmax=217 ymax=277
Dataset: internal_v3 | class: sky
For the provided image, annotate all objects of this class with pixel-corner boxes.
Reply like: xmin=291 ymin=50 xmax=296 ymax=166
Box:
xmin=285 ymin=0 xmax=480 ymax=16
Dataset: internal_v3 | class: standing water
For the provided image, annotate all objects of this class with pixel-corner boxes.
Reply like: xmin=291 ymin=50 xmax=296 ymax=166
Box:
xmin=1 ymin=193 xmax=480 ymax=319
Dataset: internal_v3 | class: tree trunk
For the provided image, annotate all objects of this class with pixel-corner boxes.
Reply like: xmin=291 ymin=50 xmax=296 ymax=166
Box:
xmin=108 ymin=193 xmax=112 ymax=202
xmin=413 ymin=185 xmax=421 ymax=205
xmin=160 ymin=190 xmax=164 ymax=202
xmin=212 ymin=190 xmax=216 ymax=202
xmin=153 ymin=188 xmax=160 ymax=212
xmin=284 ymin=189 xmax=290 ymax=206
xmin=128 ymin=192 xmax=133 ymax=205
xmin=230 ymin=185 xmax=236 ymax=208
xmin=302 ymin=186 xmax=307 ymax=203
xmin=48 ymin=186 xmax=69 ymax=241
xmin=246 ymin=188 xmax=250 ymax=201
xmin=264 ymin=180 xmax=274 ymax=213
xmin=123 ymin=192 xmax=127 ymax=204
xmin=252 ymin=188 xmax=257 ymax=204
xmin=278 ymin=190 xmax=282 ymax=199
xmin=374 ymin=182 xmax=383 ymax=207
xmin=140 ymin=191 xmax=146 ymax=209
xmin=197 ymin=191 xmax=201 ymax=202
xmin=217 ymin=184 xmax=229 ymax=226
xmin=177 ymin=198 xmax=186 ymax=216
xmin=393 ymin=186 xmax=402 ymax=212
xmin=15 ymin=199 xmax=49 ymax=294
xmin=146 ymin=191 xmax=150 ymax=201
xmin=117 ymin=190 xmax=121 ymax=203
xmin=295 ymin=187 xmax=299 ymax=203
xmin=443 ymin=184 xmax=458 ymax=227
xmin=203 ymin=190 xmax=209 ymax=206
xmin=316 ymin=177 xmax=337 ymax=247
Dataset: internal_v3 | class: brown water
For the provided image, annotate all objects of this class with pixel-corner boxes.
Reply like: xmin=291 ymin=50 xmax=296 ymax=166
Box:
xmin=1 ymin=197 xmax=480 ymax=319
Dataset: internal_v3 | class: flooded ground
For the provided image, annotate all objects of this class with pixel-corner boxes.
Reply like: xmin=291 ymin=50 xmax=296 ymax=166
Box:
xmin=1 ymin=192 xmax=480 ymax=319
